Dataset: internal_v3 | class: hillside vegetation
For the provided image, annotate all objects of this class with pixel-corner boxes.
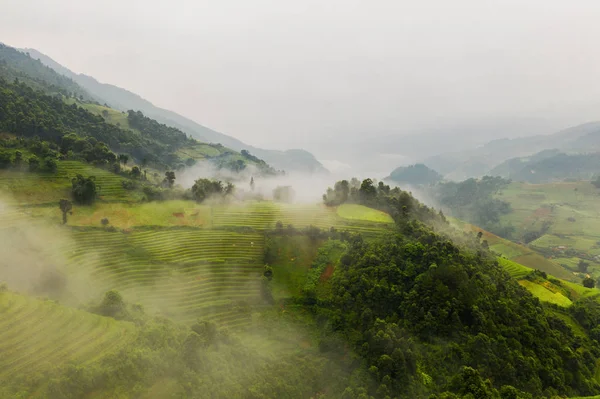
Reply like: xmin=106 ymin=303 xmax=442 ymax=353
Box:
xmin=23 ymin=46 xmax=328 ymax=174
xmin=4 ymin=41 xmax=600 ymax=399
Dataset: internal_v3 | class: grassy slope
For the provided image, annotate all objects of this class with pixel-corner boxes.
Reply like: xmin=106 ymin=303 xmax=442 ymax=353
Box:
xmin=0 ymin=160 xmax=142 ymax=206
xmin=451 ymin=217 xmax=575 ymax=281
xmin=498 ymin=181 xmax=600 ymax=277
xmin=0 ymin=166 xmax=394 ymax=330
xmin=336 ymin=203 xmax=395 ymax=223
xmin=518 ymin=280 xmax=572 ymax=307
xmin=75 ymin=100 xmax=263 ymax=164
xmin=0 ymin=290 xmax=135 ymax=382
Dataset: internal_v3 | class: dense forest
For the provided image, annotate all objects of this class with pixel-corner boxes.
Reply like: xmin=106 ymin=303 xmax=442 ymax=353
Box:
xmin=386 ymin=163 xmax=443 ymax=186
xmin=0 ymin=78 xmax=276 ymax=174
xmin=428 ymin=176 xmax=515 ymax=238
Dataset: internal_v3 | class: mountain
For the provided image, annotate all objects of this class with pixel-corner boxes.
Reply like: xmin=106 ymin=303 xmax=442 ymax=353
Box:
xmin=0 ymin=44 xmax=93 ymax=101
xmin=489 ymin=150 xmax=600 ymax=183
xmin=423 ymin=121 xmax=600 ymax=180
xmin=23 ymin=48 xmax=327 ymax=175
xmin=385 ymin=163 xmax=442 ymax=186
xmin=0 ymin=44 xmax=277 ymax=175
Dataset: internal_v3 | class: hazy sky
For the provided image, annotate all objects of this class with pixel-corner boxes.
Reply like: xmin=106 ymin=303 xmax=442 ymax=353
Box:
xmin=2 ymin=0 xmax=600 ymax=153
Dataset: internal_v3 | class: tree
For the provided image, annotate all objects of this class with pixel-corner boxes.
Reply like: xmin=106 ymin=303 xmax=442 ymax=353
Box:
xmin=191 ymin=178 xmax=232 ymax=203
xmin=97 ymin=290 xmax=126 ymax=319
xmin=0 ymin=151 xmax=12 ymax=169
xmin=130 ymin=166 xmax=141 ymax=179
xmin=71 ymin=174 xmax=97 ymax=204
xmin=163 ymin=171 xmax=176 ymax=188
xmin=118 ymin=154 xmax=129 ymax=165
xmin=101 ymin=218 xmax=109 ymax=227
xmin=583 ymin=277 xmax=596 ymax=288
xmin=14 ymin=150 xmax=22 ymax=165
xmin=28 ymin=155 xmax=39 ymax=171
xmin=359 ymin=178 xmax=377 ymax=203
xmin=59 ymin=199 xmax=72 ymax=224
xmin=44 ymin=156 xmax=57 ymax=172
xmin=250 ymin=176 xmax=255 ymax=191
xmin=578 ymin=260 xmax=590 ymax=273
xmin=263 ymin=265 xmax=273 ymax=281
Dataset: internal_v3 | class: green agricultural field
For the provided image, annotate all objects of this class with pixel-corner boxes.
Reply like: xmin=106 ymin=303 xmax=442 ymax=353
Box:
xmin=73 ymin=101 xmax=134 ymax=131
xmin=454 ymin=220 xmax=575 ymax=281
xmin=0 ymin=290 xmax=135 ymax=380
xmin=495 ymin=180 xmax=600 ymax=281
xmin=336 ymin=203 xmax=394 ymax=223
xmin=0 ymin=160 xmax=140 ymax=206
xmin=497 ymin=258 xmax=532 ymax=279
xmin=518 ymin=280 xmax=572 ymax=307
xmin=177 ymin=142 xmax=225 ymax=159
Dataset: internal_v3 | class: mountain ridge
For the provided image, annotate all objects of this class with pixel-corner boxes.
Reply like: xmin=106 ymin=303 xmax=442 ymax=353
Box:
xmin=422 ymin=121 xmax=600 ymax=180
xmin=22 ymin=48 xmax=328 ymax=175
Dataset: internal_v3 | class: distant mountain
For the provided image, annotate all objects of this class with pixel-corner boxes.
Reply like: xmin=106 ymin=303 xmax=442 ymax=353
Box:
xmin=23 ymin=48 xmax=327 ymax=175
xmin=489 ymin=150 xmax=600 ymax=183
xmin=423 ymin=122 xmax=600 ymax=180
xmin=385 ymin=163 xmax=442 ymax=186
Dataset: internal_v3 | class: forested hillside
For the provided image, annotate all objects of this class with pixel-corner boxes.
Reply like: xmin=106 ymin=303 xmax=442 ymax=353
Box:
xmin=0 ymin=75 xmax=276 ymax=174
xmin=386 ymin=163 xmax=443 ymax=186
xmin=24 ymin=47 xmax=328 ymax=174
xmin=490 ymin=150 xmax=600 ymax=183
xmin=3 ymin=39 xmax=600 ymax=399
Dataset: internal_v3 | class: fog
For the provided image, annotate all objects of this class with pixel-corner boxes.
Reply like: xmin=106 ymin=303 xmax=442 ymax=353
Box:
xmin=2 ymin=0 xmax=600 ymax=169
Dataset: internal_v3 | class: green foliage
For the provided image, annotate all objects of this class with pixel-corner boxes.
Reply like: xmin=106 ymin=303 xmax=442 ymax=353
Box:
xmin=432 ymin=176 xmax=514 ymax=237
xmin=191 ymin=178 xmax=233 ymax=203
xmin=59 ymin=198 xmax=72 ymax=224
xmin=302 ymin=240 xmax=347 ymax=301
xmin=324 ymin=178 xmax=443 ymax=228
xmin=388 ymin=163 xmax=443 ymax=186
xmin=163 ymin=171 xmax=176 ymax=188
xmin=316 ymin=222 xmax=600 ymax=397
xmin=71 ymin=174 xmax=97 ymax=204
xmin=583 ymin=277 xmax=596 ymax=288
xmin=0 ymin=44 xmax=92 ymax=99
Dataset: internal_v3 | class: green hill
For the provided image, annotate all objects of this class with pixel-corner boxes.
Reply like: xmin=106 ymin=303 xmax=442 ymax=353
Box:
xmin=0 ymin=290 xmax=136 ymax=381
xmin=386 ymin=163 xmax=442 ymax=186
xmin=490 ymin=150 xmax=600 ymax=183
xmin=23 ymin=47 xmax=328 ymax=175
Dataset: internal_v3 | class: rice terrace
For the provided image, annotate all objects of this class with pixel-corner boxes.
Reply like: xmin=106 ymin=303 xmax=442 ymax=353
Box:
xmin=4 ymin=19 xmax=600 ymax=398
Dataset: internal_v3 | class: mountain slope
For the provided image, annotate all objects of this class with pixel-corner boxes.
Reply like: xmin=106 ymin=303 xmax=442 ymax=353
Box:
xmin=23 ymin=48 xmax=327 ymax=174
xmin=489 ymin=150 xmax=600 ymax=183
xmin=0 ymin=43 xmax=94 ymax=101
xmin=424 ymin=121 xmax=600 ymax=180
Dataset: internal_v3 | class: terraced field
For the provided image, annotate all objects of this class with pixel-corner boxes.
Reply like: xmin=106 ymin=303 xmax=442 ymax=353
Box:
xmin=63 ymin=228 xmax=265 ymax=329
xmin=452 ymin=219 xmax=576 ymax=281
xmin=0 ymin=290 xmax=135 ymax=381
xmin=496 ymin=181 xmax=600 ymax=279
xmin=212 ymin=202 xmax=394 ymax=235
xmin=0 ymin=160 xmax=136 ymax=206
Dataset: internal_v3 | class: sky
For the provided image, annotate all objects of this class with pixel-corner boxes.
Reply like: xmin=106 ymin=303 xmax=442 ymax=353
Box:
xmin=2 ymin=0 xmax=600 ymax=159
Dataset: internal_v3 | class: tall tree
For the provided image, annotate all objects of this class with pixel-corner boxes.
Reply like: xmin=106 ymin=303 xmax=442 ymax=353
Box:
xmin=58 ymin=199 xmax=72 ymax=224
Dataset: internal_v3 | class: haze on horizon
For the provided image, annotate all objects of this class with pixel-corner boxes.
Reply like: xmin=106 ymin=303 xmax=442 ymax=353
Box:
xmin=2 ymin=0 xmax=600 ymax=166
